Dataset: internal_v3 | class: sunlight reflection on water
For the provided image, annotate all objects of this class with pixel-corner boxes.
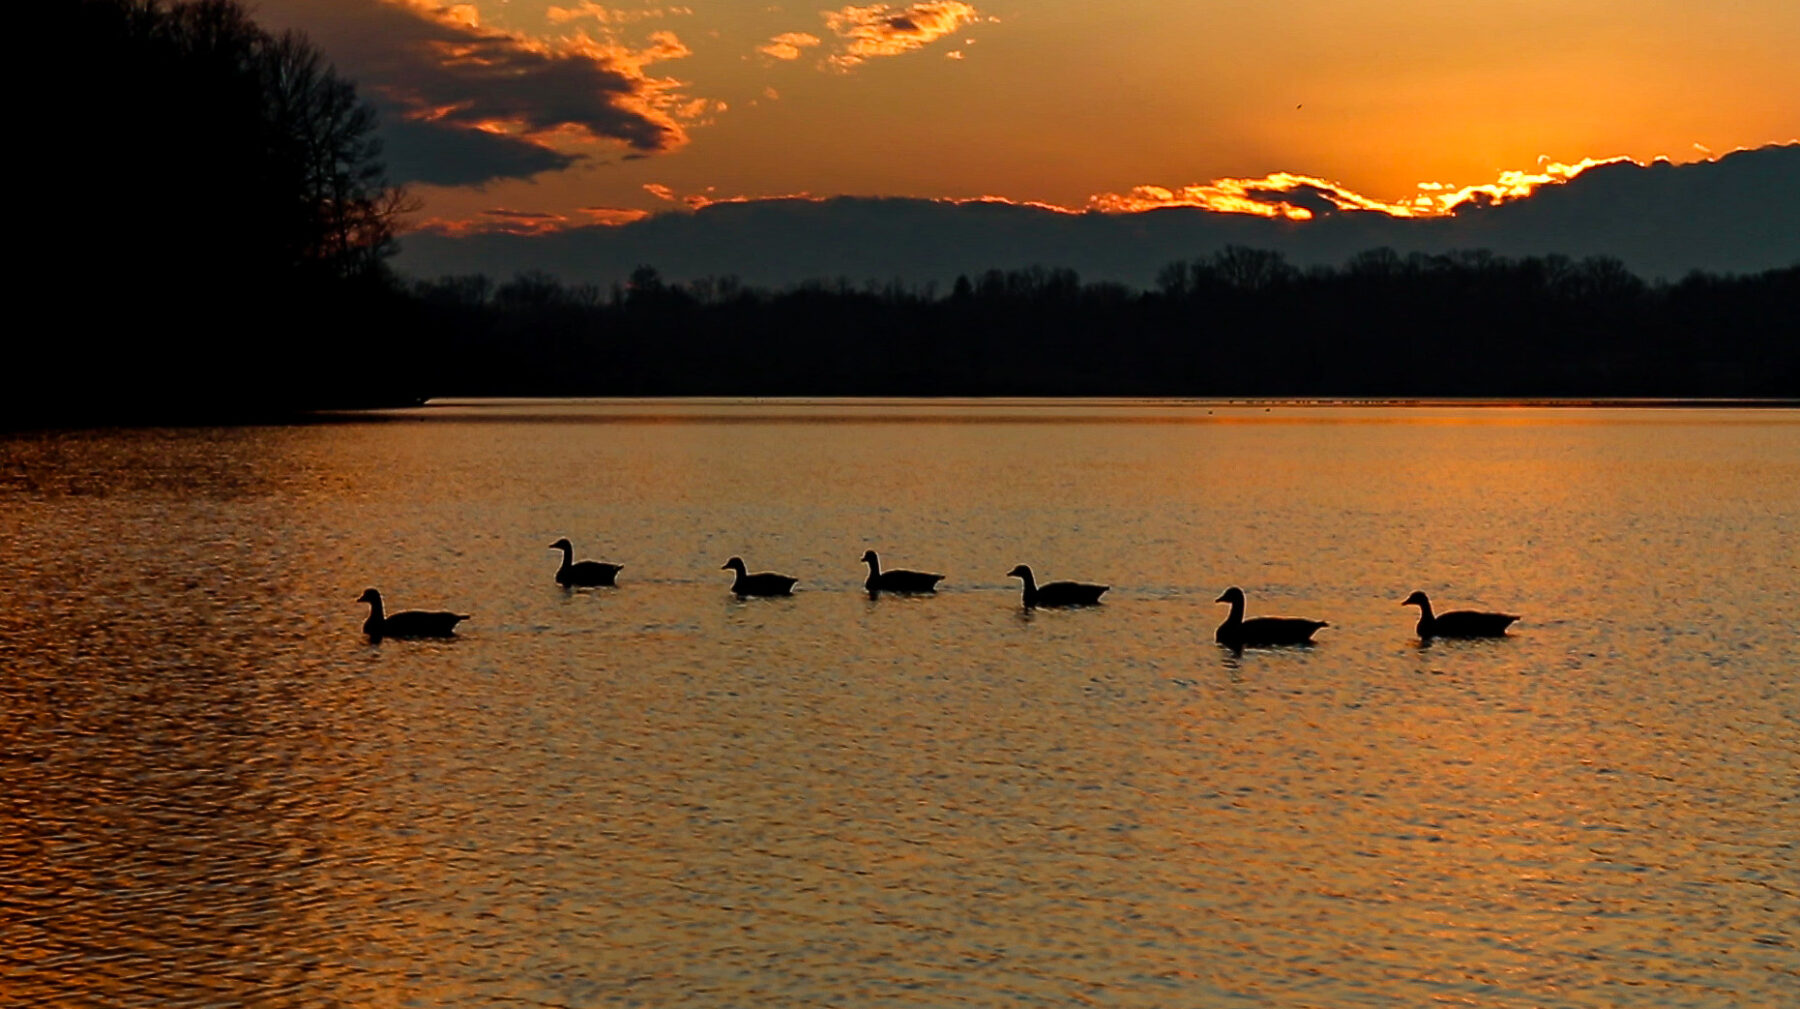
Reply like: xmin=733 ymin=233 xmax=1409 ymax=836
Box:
xmin=2 ymin=401 xmax=1797 ymax=1007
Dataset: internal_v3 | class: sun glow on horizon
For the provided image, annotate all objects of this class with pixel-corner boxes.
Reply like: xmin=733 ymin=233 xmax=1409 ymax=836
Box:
xmin=256 ymin=0 xmax=1800 ymax=245
xmin=407 ymin=145 xmax=1795 ymax=237
xmin=1084 ymin=156 xmax=1647 ymax=220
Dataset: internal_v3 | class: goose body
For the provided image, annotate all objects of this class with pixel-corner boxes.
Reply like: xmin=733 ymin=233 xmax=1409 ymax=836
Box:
xmin=550 ymin=537 xmax=622 ymax=587
xmin=722 ymin=557 xmax=797 ymax=597
xmin=862 ymin=550 xmax=944 ymax=594
xmin=1402 ymin=591 xmax=1519 ymax=638
xmin=358 ymin=588 xmax=468 ymax=639
xmin=1214 ymin=586 xmax=1326 ymax=646
xmin=1008 ymin=565 xmax=1107 ymax=607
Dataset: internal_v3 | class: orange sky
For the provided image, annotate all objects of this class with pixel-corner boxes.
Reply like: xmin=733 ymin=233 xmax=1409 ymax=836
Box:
xmin=260 ymin=1 xmax=1800 ymax=234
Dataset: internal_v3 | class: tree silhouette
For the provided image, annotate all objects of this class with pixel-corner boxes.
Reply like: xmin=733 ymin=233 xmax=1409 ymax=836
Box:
xmin=261 ymin=29 xmax=410 ymax=282
xmin=16 ymin=0 xmax=414 ymax=424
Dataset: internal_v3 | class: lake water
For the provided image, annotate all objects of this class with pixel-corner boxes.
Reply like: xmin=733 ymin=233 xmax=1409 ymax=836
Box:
xmin=2 ymin=400 xmax=1797 ymax=1007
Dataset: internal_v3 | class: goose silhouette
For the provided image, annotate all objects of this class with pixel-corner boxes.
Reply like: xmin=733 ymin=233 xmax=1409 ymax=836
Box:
xmin=550 ymin=537 xmax=622 ymax=587
xmin=1007 ymin=565 xmax=1107 ymax=607
xmin=1214 ymin=586 xmax=1325 ymax=647
xmin=358 ymin=588 xmax=468 ymax=639
xmin=862 ymin=550 xmax=944 ymax=594
xmin=722 ymin=557 xmax=797 ymax=597
xmin=1402 ymin=591 xmax=1519 ymax=638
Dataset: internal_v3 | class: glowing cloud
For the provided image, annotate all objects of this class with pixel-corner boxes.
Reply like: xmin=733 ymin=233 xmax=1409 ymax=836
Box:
xmin=1087 ymin=157 xmax=1642 ymax=219
xmin=579 ymin=206 xmax=654 ymax=226
xmin=415 ymin=204 xmax=650 ymax=236
xmin=759 ymin=31 xmax=823 ymax=60
xmin=947 ymin=195 xmax=1081 ymax=214
xmin=439 ymin=3 xmax=480 ymax=29
xmin=822 ymin=2 xmax=986 ymax=68
xmin=1422 ymin=157 xmax=1638 ymax=213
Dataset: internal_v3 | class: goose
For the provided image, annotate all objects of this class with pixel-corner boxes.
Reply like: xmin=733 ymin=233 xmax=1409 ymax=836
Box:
xmin=1214 ymin=586 xmax=1325 ymax=646
xmin=1402 ymin=590 xmax=1519 ymax=638
xmin=358 ymin=588 xmax=468 ymax=639
xmin=1007 ymin=565 xmax=1107 ymax=607
xmin=550 ymin=537 xmax=623 ymax=587
xmin=722 ymin=557 xmax=797 ymax=597
xmin=862 ymin=550 xmax=944 ymax=594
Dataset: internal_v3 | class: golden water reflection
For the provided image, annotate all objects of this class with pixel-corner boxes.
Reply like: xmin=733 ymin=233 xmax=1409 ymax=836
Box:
xmin=2 ymin=402 xmax=1796 ymax=1006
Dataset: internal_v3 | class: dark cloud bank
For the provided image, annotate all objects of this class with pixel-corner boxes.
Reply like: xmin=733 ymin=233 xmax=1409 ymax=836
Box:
xmin=399 ymin=144 xmax=1798 ymax=285
xmin=259 ymin=0 xmax=679 ymax=187
xmin=381 ymin=118 xmax=580 ymax=187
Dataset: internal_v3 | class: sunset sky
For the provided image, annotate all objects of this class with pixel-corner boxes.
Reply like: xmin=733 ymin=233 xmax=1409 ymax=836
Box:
xmin=257 ymin=0 xmax=1799 ymax=235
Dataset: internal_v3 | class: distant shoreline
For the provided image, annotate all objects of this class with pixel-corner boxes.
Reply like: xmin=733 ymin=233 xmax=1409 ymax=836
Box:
xmin=412 ymin=396 xmax=1800 ymax=409
xmin=359 ymin=396 xmax=1800 ymax=418
xmin=8 ymin=397 xmax=1799 ymax=435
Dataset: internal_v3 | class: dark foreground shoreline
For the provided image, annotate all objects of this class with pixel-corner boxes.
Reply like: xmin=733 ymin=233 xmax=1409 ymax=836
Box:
xmin=22 ymin=252 xmax=1795 ymax=432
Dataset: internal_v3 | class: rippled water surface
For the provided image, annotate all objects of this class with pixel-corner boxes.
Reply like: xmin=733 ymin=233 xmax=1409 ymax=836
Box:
xmin=3 ymin=400 xmax=1797 ymax=1007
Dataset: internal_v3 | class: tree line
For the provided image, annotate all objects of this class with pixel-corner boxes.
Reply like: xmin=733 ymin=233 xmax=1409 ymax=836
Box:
xmin=406 ymin=251 xmax=1798 ymax=399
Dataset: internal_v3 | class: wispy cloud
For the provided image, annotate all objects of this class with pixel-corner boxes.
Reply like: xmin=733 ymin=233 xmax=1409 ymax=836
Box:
xmin=758 ymin=31 xmax=822 ymax=60
xmin=546 ymin=4 xmax=695 ymax=26
xmin=415 ymin=207 xmax=573 ymax=237
xmin=820 ymin=2 xmax=987 ymax=68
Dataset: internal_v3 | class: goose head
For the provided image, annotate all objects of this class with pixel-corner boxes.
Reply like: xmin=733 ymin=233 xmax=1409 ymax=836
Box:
xmin=549 ymin=537 xmax=573 ymax=551
xmin=357 ymin=588 xmax=382 ymax=605
xmin=861 ymin=550 xmax=879 ymax=565
xmin=1215 ymin=586 xmax=1245 ymax=605
xmin=721 ymin=557 xmax=747 ymax=573
xmin=1401 ymin=590 xmax=1430 ymax=608
xmin=1006 ymin=565 xmax=1032 ymax=580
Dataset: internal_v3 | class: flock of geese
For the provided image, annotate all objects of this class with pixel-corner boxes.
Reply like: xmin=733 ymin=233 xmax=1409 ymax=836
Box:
xmin=360 ymin=540 xmax=1522 ymax=646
